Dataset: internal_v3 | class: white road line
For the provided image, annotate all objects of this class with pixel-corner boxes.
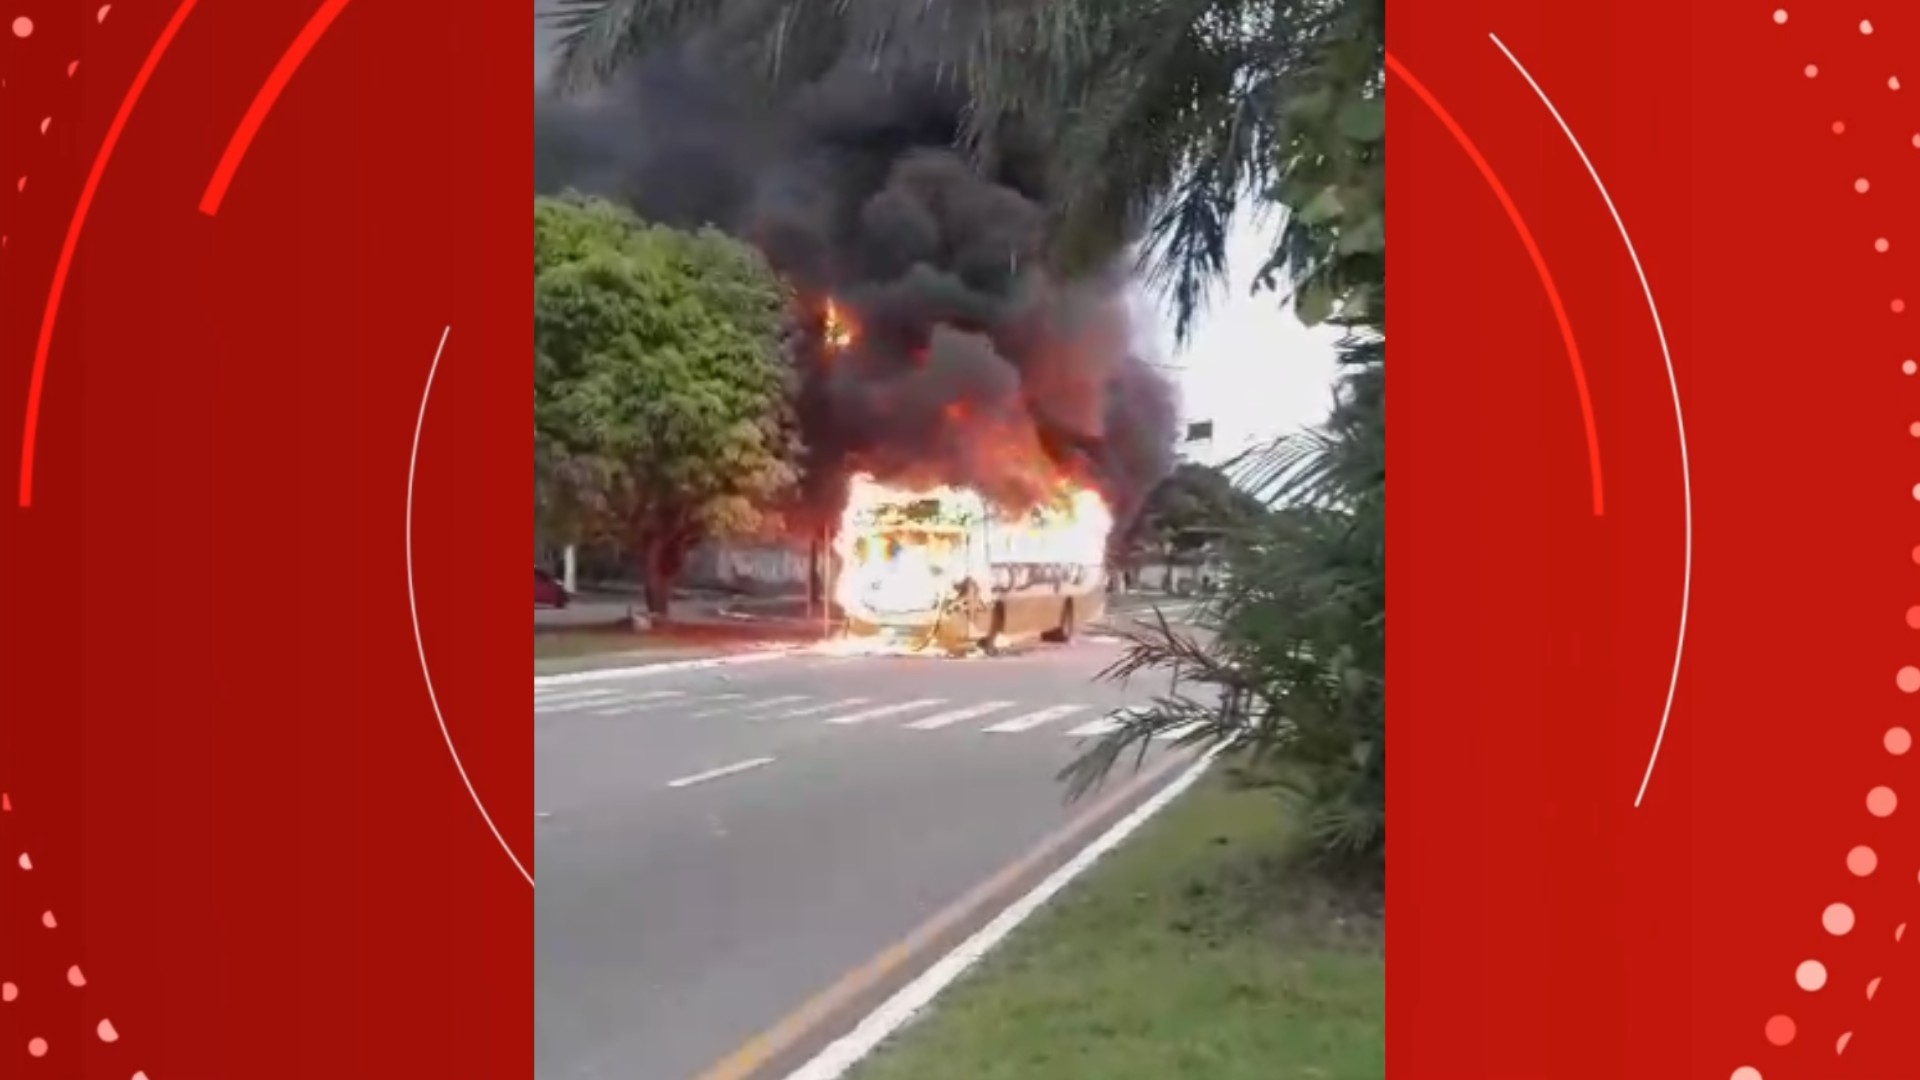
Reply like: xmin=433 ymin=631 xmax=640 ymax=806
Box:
xmin=588 ymin=701 xmax=687 ymax=717
xmin=1064 ymin=711 xmax=1129 ymax=738
xmin=665 ymin=757 xmax=776 ymax=789
xmin=778 ymin=746 xmax=1225 ymax=1080
xmin=533 ymin=690 xmax=619 ymax=711
xmin=1155 ymin=721 xmax=1203 ymax=742
xmin=905 ymin=701 xmax=1016 ymax=731
xmin=778 ymin=697 xmax=870 ymax=719
xmin=690 ymin=694 xmax=808 ymax=719
xmin=532 ymin=648 xmax=801 ymax=688
xmin=822 ymin=699 xmax=946 ymax=726
xmin=534 ymin=687 xmax=616 ymax=702
xmin=583 ymin=690 xmax=688 ymax=716
xmin=982 ymin=703 xmax=1089 ymax=734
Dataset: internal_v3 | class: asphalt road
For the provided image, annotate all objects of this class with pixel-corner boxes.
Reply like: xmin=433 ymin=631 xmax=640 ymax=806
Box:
xmin=533 ymin=625 xmax=1204 ymax=1080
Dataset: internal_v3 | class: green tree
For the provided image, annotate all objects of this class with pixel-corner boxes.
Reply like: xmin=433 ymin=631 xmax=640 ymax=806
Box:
xmin=1126 ymin=461 xmax=1271 ymax=565
xmin=534 ymin=194 xmax=804 ymax=615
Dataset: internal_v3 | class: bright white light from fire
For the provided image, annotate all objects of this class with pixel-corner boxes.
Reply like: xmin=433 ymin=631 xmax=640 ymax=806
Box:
xmin=833 ymin=474 xmax=1114 ymax=626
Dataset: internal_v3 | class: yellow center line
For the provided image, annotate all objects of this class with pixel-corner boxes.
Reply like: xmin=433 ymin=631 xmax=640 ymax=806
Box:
xmin=690 ymin=748 xmax=1194 ymax=1080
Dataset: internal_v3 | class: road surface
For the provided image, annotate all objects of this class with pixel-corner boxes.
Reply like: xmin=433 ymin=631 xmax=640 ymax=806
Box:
xmin=533 ymin=620 xmax=1205 ymax=1080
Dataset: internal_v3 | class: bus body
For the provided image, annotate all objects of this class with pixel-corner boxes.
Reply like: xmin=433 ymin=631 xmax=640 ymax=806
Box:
xmin=835 ymin=479 xmax=1108 ymax=654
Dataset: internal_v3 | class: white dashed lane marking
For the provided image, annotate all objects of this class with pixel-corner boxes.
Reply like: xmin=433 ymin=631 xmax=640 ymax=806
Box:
xmin=666 ymin=756 xmax=777 ymax=789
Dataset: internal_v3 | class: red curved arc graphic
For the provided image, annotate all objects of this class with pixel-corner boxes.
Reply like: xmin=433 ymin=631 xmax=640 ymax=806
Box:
xmin=1385 ymin=50 xmax=1606 ymax=517
xmin=198 ymin=0 xmax=356 ymax=216
xmin=19 ymin=0 xmax=201 ymax=509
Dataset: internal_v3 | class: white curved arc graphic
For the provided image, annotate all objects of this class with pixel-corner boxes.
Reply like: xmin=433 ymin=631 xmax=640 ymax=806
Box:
xmin=407 ymin=325 xmax=536 ymax=886
xmin=1488 ymin=34 xmax=1692 ymax=808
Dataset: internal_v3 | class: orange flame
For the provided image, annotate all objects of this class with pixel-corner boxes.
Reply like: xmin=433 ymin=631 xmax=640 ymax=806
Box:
xmin=824 ymin=299 xmax=854 ymax=350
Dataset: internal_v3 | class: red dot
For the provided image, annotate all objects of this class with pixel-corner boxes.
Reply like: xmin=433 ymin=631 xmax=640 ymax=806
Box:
xmin=1765 ymin=1014 xmax=1797 ymax=1046
xmin=1906 ymin=606 xmax=1920 ymax=629
xmin=1834 ymin=120 xmax=1847 ymax=134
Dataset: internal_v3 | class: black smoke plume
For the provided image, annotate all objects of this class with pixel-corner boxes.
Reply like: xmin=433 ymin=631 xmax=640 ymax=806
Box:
xmin=534 ymin=21 xmax=1178 ymax=532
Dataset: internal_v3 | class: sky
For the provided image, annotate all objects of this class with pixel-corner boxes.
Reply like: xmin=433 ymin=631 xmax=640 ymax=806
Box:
xmin=1134 ymin=226 xmax=1342 ymax=468
xmin=532 ymin=10 xmax=1340 ymax=468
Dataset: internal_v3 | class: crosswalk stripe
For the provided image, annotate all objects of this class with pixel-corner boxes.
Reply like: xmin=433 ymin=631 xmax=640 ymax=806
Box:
xmin=983 ymin=703 xmax=1089 ymax=734
xmin=778 ymin=697 xmax=870 ymax=719
xmin=535 ymin=686 xmax=615 ymax=700
xmin=686 ymin=694 xmax=804 ymax=720
xmin=823 ymin=699 xmax=946 ymax=726
xmin=1155 ymin=721 xmax=1204 ymax=742
xmin=1064 ymin=713 xmax=1125 ymax=738
xmin=533 ymin=689 xmax=618 ymax=711
xmin=905 ymin=701 xmax=1016 ymax=731
xmin=586 ymin=690 xmax=687 ymax=716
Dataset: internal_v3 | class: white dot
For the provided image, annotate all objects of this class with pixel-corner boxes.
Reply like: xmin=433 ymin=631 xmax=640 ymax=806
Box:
xmin=1862 ymin=19 xmax=1875 ymax=34
xmin=10 ymin=16 xmax=30 ymax=37
xmin=1893 ymin=76 xmax=1904 ymax=91
xmin=1733 ymin=1069 xmax=1764 ymax=1080
xmin=1774 ymin=9 xmax=1788 ymax=24
xmin=1797 ymin=959 xmax=1828 ymax=990
xmin=1856 ymin=177 xmax=1872 ymax=193
xmin=1877 ymin=238 xmax=1890 ymax=252
xmin=1904 ymin=360 xmax=1917 ymax=375
xmin=1807 ymin=64 xmax=1820 ymax=78
xmin=1823 ymin=902 xmax=1856 ymax=934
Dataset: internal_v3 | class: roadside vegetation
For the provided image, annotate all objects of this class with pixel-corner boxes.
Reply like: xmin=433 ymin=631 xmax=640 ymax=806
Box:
xmin=535 ymin=194 xmax=804 ymax=618
xmin=850 ymin=767 xmax=1384 ymax=1080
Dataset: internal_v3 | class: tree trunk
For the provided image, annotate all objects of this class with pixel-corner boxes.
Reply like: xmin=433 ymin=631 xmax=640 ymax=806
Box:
xmin=640 ymin=536 xmax=674 ymax=617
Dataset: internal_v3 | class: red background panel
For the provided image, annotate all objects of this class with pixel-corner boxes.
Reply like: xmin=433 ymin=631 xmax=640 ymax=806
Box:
xmin=1395 ymin=2 xmax=1918 ymax=1077
xmin=0 ymin=2 xmax=525 ymax=1077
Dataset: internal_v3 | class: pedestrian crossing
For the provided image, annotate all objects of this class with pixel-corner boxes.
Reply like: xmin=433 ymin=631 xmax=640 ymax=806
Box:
xmin=533 ymin=685 xmax=1199 ymax=742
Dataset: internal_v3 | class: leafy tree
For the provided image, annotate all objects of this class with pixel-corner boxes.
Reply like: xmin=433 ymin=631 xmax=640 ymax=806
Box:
xmin=1126 ymin=461 xmax=1270 ymax=564
xmin=534 ymin=194 xmax=804 ymax=615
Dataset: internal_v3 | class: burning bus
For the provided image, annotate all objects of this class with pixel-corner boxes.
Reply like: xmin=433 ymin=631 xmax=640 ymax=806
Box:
xmin=834 ymin=473 xmax=1111 ymax=655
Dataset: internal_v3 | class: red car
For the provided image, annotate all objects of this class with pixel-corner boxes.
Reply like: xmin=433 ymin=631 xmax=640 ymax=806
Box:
xmin=534 ymin=567 xmax=571 ymax=608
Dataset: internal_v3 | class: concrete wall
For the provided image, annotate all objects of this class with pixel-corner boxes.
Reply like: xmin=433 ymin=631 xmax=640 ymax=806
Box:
xmin=683 ymin=539 xmax=812 ymax=592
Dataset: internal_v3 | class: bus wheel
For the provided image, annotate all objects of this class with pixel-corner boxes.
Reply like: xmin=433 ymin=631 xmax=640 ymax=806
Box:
xmin=1042 ymin=599 xmax=1076 ymax=643
xmin=981 ymin=603 xmax=1008 ymax=655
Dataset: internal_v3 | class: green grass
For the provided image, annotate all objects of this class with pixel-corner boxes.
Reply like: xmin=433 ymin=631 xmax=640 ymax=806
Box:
xmin=851 ymin=771 xmax=1385 ymax=1080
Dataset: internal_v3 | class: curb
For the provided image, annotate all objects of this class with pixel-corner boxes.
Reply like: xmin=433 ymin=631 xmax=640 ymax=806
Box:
xmin=778 ymin=745 xmax=1224 ymax=1080
xmin=532 ymin=647 xmax=803 ymax=687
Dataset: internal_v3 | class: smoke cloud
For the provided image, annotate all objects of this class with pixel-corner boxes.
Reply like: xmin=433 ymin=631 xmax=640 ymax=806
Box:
xmin=535 ymin=18 xmax=1179 ymax=531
